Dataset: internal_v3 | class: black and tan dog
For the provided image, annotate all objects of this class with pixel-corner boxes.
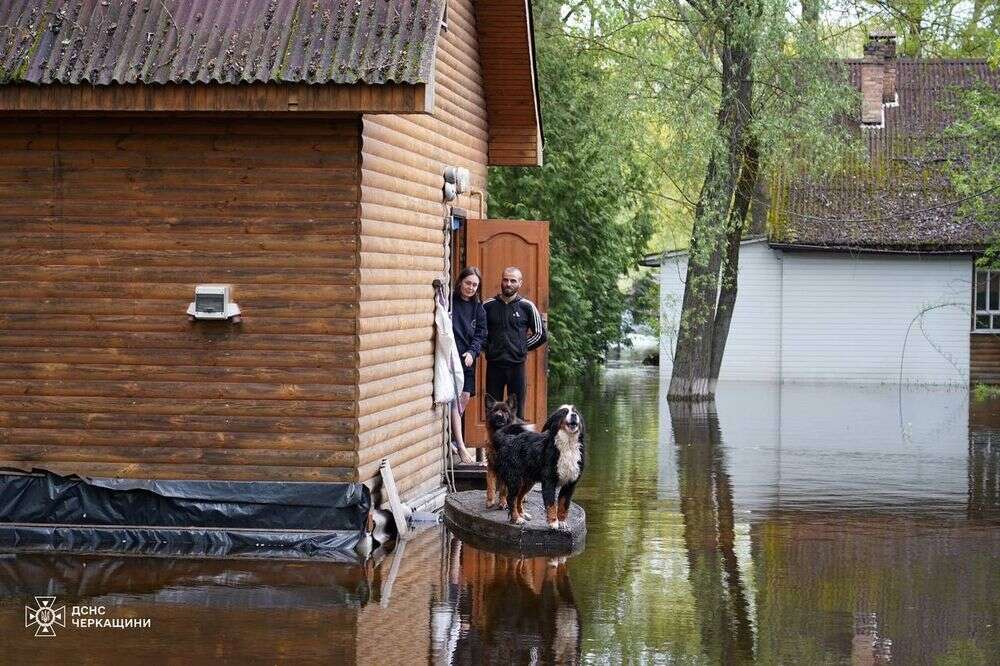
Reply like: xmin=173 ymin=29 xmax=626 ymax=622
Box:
xmin=492 ymin=404 xmax=585 ymax=528
xmin=483 ymin=394 xmax=522 ymax=511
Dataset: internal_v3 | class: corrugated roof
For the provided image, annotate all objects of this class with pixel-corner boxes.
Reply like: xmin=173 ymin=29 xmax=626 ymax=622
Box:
xmin=774 ymin=60 xmax=1000 ymax=251
xmin=0 ymin=0 xmax=445 ymax=86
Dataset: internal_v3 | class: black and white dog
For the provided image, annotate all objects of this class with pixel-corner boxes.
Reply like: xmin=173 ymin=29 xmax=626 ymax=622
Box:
xmin=492 ymin=404 xmax=585 ymax=528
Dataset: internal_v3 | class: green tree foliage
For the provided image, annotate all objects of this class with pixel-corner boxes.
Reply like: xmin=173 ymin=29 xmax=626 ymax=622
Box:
xmin=949 ymin=43 xmax=1000 ymax=263
xmin=488 ymin=3 xmax=659 ymax=384
xmin=625 ymin=269 xmax=661 ymax=337
xmin=561 ymin=1 xmax=857 ymax=396
xmin=839 ymin=0 xmax=999 ymax=57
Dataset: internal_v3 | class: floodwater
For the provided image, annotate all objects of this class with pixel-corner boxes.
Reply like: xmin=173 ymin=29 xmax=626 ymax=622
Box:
xmin=2 ymin=365 xmax=999 ymax=664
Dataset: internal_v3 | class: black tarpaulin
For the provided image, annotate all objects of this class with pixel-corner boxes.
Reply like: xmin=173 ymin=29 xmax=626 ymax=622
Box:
xmin=0 ymin=469 xmax=371 ymax=560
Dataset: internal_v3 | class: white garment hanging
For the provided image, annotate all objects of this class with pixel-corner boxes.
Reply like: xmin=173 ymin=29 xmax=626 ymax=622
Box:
xmin=433 ymin=299 xmax=465 ymax=405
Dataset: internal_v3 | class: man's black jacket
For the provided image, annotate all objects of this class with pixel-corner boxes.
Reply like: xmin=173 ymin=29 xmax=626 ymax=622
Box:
xmin=483 ymin=294 xmax=547 ymax=366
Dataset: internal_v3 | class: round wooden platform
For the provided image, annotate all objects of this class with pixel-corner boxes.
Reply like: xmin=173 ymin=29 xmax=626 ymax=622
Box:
xmin=443 ymin=490 xmax=586 ymax=556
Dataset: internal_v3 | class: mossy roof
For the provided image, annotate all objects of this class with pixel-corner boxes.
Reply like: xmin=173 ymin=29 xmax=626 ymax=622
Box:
xmin=0 ymin=0 xmax=445 ymax=86
xmin=772 ymin=60 xmax=1000 ymax=252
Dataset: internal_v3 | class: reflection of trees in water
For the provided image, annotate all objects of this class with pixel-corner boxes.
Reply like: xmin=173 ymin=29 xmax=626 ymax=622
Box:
xmin=553 ymin=368 xmax=688 ymax=658
xmin=432 ymin=533 xmax=581 ymax=665
xmin=668 ymin=399 xmax=755 ymax=665
xmin=968 ymin=431 xmax=999 ymax=519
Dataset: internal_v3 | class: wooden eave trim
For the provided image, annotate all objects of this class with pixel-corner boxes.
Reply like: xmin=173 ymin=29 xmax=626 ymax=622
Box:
xmin=522 ymin=0 xmax=544 ymax=158
xmin=0 ymin=82 xmax=434 ymax=114
xmin=478 ymin=0 xmax=544 ymax=167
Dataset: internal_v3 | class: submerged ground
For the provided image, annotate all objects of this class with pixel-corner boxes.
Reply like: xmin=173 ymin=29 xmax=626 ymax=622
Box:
xmin=2 ymin=364 xmax=998 ymax=663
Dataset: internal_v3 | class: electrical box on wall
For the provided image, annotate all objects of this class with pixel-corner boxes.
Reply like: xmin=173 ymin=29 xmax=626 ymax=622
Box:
xmin=187 ymin=285 xmax=242 ymax=322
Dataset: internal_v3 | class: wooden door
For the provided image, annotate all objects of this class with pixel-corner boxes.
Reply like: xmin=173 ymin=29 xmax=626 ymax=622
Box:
xmin=462 ymin=219 xmax=549 ymax=446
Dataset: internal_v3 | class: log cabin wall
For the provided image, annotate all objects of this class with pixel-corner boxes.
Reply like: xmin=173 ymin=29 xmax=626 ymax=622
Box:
xmin=971 ymin=334 xmax=1000 ymax=383
xmin=0 ymin=116 xmax=362 ymax=482
xmin=358 ymin=0 xmax=489 ymax=501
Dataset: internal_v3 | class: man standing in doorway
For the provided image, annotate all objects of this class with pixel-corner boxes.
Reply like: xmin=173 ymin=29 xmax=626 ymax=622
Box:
xmin=483 ymin=266 xmax=548 ymax=419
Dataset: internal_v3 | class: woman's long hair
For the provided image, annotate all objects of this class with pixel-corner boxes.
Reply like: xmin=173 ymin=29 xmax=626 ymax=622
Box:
xmin=454 ymin=266 xmax=483 ymax=303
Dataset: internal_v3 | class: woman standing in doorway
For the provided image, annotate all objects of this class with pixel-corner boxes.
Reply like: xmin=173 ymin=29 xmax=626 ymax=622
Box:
xmin=451 ymin=267 xmax=487 ymax=464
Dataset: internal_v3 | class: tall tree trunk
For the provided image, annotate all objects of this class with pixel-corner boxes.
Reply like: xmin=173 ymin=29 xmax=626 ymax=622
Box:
xmin=801 ymin=0 xmax=820 ymax=29
xmin=668 ymin=154 xmax=729 ymax=398
xmin=669 ymin=4 xmax=758 ymax=400
xmin=708 ymin=140 xmax=759 ymax=393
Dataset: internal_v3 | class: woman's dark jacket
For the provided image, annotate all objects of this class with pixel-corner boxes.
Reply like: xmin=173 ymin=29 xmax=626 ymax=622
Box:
xmin=452 ymin=294 xmax=487 ymax=358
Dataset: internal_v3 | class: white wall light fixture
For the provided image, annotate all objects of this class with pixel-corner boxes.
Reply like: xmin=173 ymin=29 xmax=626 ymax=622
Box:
xmin=444 ymin=166 xmax=470 ymax=193
xmin=188 ymin=284 xmax=242 ymax=322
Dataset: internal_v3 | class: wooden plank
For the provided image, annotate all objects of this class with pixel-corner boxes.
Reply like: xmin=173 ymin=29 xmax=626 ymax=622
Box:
xmin=0 ymin=395 xmax=352 ymax=417
xmin=0 ymin=201 xmax=360 ymax=220
xmin=357 ymin=421 xmax=440 ymax=467
xmin=0 ymin=283 xmax=355 ymax=304
xmin=0 ymin=380 xmax=355 ymax=404
xmin=0 ymin=428 xmax=352 ymax=452
xmin=0 ymin=217 xmax=360 ymax=236
xmin=0 ymin=460 xmax=356 ymax=482
xmin=0 ymin=411 xmax=353 ymax=436
xmin=0 ymin=298 xmax=356 ymax=318
xmin=0 ymin=266 xmax=359 ymax=285
xmin=0 ymin=331 xmax=350 ymax=352
xmin=0 ymin=250 xmax=356 ymax=269
xmin=0 ymin=363 xmax=356 ymax=384
xmin=0 ymin=315 xmax=356 ymax=335
xmin=0 ymin=117 xmax=361 ymax=136
xmin=0 ymin=348 xmax=353 ymax=369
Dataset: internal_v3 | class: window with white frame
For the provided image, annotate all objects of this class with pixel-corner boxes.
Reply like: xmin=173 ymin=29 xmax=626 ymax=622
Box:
xmin=974 ymin=269 xmax=1000 ymax=331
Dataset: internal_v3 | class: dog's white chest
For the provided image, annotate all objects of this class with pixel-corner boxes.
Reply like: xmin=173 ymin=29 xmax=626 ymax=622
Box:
xmin=555 ymin=430 xmax=582 ymax=486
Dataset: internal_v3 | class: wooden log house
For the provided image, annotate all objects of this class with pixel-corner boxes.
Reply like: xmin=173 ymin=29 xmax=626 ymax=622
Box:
xmin=0 ymin=0 xmax=543 ymax=513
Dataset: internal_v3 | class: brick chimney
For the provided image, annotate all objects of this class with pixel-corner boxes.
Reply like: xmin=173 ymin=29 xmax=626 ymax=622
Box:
xmin=871 ymin=29 xmax=898 ymax=103
xmin=860 ymin=30 xmax=898 ymax=126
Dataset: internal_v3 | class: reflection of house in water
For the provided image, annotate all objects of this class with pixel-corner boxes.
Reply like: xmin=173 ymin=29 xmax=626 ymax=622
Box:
xmin=661 ymin=382 xmax=971 ymax=515
xmin=0 ymin=529 xmax=442 ymax=662
xmin=0 ymin=526 xmax=582 ymax=663
xmin=659 ymin=377 xmax=1000 ymax=665
xmin=968 ymin=432 xmax=999 ymax=519
xmin=969 ymin=400 xmax=1000 ymax=519
xmin=748 ymin=514 xmax=1000 ymax=665
xmin=0 ymin=549 xmax=378 ymax=661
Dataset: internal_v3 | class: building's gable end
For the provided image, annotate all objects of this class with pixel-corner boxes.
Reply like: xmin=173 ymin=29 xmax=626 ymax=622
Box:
xmin=475 ymin=0 xmax=543 ymax=166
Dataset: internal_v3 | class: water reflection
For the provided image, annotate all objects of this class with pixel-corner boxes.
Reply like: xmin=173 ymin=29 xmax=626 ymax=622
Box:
xmin=0 ymin=524 xmax=583 ymax=665
xmin=969 ymin=399 xmax=1000 ymax=519
xmin=432 ymin=533 xmax=581 ymax=665
xmin=1 ymin=367 xmax=998 ymax=663
xmin=969 ymin=432 xmax=999 ymax=518
xmin=556 ymin=368 xmax=999 ymax=663
xmin=0 ymin=548 xmax=377 ymax=662
xmin=659 ymin=380 xmax=1000 ymax=665
xmin=668 ymin=400 xmax=754 ymax=665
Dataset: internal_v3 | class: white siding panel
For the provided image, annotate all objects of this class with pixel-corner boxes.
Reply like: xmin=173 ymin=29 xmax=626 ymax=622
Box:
xmin=658 ymin=254 xmax=687 ymax=375
xmin=659 ymin=240 xmax=781 ymax=381
xmin=659 ymin=245 xmax=971 ymax=384
xmin=779 ymin=252 xmax=971 ymax=384
xmin=719 ymin=242 xmax=782 ymax=381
